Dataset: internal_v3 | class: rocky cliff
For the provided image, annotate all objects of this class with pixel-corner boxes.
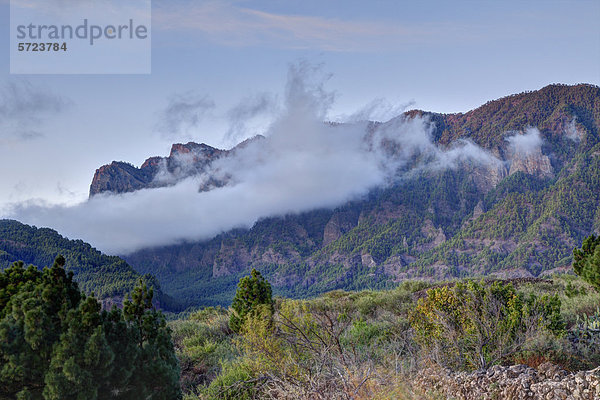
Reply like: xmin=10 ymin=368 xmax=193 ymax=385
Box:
xmin=89 ymin=142 xmax=227 ymax=197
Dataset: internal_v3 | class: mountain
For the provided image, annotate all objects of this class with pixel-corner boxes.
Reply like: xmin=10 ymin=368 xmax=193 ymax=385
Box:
xmin=89 ymin=142 xmax=227 ymax=196
xmin=0 ymin=219 xmax=178 ymax=310
xmin=89 ymin=136 xmax=268 ymax=197
xmin=90 ymin=84 xmax=600 ymax=307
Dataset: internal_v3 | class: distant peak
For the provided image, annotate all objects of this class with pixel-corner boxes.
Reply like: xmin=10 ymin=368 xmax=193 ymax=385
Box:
xmin=232 ymin=135 xmax=266 ymax=151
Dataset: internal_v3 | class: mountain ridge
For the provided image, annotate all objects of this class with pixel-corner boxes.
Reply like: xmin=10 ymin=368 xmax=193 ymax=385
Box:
xmin=85 ymin=83 xmax=600 ymax=307
xmin=90 ymin=84 xmax=598 ymax=197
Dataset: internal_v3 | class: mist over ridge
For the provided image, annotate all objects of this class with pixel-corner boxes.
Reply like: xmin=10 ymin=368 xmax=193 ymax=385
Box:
xmin=6 ymin=65 xmax=591 ymax=255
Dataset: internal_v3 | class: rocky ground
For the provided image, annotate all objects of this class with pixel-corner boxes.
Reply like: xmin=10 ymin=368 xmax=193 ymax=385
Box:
xmin=414 ymin=363 xmax=600 ymax=400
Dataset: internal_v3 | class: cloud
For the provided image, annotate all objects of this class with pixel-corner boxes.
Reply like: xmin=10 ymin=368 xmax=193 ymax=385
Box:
xmin=56 ymin=181 xmax=83 ymax=200
xmin=283 ymin=61 xmax=335 ymax=120
xmin=9 ymin=62 xmax=504 ymax=255
xmin=153 ymin=1 xmax=430 ymax=52
xmin=565 ymin=119 xmax=581 ymax=141
xmin=0 ymin=80 xmax=69 ymax=141
xmin=505 ymin=127 xmax=543 ymax=156
xmin=155 ymin=92 xmax=215 ymax=139
xmin=225 ymin=92 xmax=277 ymax=142
xmin=368 ymin=115 xmax=501 ymax=177
xmin=340 ymin=98 xmax=416 ymax=123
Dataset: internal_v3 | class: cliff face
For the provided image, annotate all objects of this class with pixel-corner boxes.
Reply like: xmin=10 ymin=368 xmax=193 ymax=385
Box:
xmin=91 ymin=84 xmax=600 ymax=307
xmin=89 ymin=142 xmax=227 ymax=197
xmin=508 ymin=151 xmax=553 ymax=178
xmin=89 ymin=161 xmax=154 ymax=196
xmin=322 ymin=211 xmax=360 ymax=246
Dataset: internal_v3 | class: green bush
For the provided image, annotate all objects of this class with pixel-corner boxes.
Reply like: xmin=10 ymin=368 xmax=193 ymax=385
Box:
xmin=170 ymin=308 xmax=236 ymax=394
xmin=229 ymin=269 xmax=273 ymax=333
xmin=410 ymin=280 xmax=564 ymax=370
xmin=199 ymin=359 xmax=258 ymax=400
xmin=567 ymin=307 xmax=600 ymax=369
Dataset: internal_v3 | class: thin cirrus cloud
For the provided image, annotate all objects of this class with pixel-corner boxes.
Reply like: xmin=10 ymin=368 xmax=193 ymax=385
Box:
xmin=152 ymin=1 xmax=600 ymax=52
xmin=153 ymin=1 xmax=432 ymax=51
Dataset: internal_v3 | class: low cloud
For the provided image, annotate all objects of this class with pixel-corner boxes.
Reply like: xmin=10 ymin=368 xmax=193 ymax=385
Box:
xmin=156 ymin=92 xmax=215 ymax=140
xmin=368 ymin=115 xmax=501 ymax=176
xmin=565 ymin=119 xmax=581 ymax=141
xmin=0 ymin=80 xmax=68 ymax=141
xmin=225 ymin=92 xmax=277 ymax=142
xmin=341 ymin=98 xmax=416 ymax=123
xmin=506 ymin=127 xmax=543 ymax=156
xmin=151 ymin=152 xmax=209 ymax=186
xmin=10 ymin=63 xmax=504 ymax=255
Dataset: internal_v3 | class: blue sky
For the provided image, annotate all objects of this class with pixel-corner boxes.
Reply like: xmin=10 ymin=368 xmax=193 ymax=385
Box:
xmin=0 ymin=0 xmax=599 ymax=209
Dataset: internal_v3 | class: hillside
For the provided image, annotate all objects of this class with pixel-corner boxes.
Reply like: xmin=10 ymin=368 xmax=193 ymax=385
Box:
xmin=0 ymin=219 xmax=178 ymax=310
xmin=90 ymin=84 xmax=600 ymax=307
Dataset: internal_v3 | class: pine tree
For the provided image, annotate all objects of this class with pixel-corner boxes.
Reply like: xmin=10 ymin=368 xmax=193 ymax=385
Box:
xmin=99 ymin=307 xmax=138 ymax=399
xmin=0 ymin=256 xmax=80 ymax=399
xmin=43 ymin=297 xmax=114 ymax=400
xmin=0 ymin=257 xmax=182 ymax=399
xmin=123 ymin=280 xmax=182 ymax=400
xmin=573 ymin=234 xmax=600 ymax=291
xmin=229 ymin=269 xmax=274 ymax=333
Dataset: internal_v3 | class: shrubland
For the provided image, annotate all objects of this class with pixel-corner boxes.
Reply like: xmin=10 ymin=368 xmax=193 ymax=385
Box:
xmin=171 ymin=268 xmax=600 ymax=399
xmin=2 ymin=231 xmax=599 ymax=399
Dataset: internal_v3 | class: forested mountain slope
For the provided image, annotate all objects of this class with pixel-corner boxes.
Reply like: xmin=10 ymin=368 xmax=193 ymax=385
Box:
xmin=0 ymin=219 xmax=177 ymax=310
xmin=92 ymin=84 xmax=599 ymax=307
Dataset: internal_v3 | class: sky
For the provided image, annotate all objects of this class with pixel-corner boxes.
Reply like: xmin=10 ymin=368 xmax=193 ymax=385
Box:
xmin=0 ymin=0 xmax=599 ymax=250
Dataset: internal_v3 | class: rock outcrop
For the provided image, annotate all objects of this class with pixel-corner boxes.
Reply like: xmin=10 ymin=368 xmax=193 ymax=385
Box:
xmin=89 ymin=142 xmax=226 ymax=197
xmin=509 ymin=151 xmax=554 ymax=178
xmin=89 ymin=161 xmax=155 ymax=196
xmin=322 ymin=211 xmax=359 ymax=246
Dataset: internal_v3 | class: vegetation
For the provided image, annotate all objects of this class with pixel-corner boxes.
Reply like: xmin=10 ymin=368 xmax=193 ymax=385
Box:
xmin=0 ymin=219 xmax=178 ymax=310
xmin=429 ymin=83 xmax=600 ymax=149
xmin=573 ymin=234 xmax=600 ymax=291
xmin=3 ymin=225 xmax=600 ymax=398
xmin=0 ymin=257 xmax=181 ymax=400
xmin=229 ymin=269 xmax=274 ymax=333
xmin=171 ymin=273 xmax=600 ymax=399
xmin=410 ymin=280 xmax=563 ymax=370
